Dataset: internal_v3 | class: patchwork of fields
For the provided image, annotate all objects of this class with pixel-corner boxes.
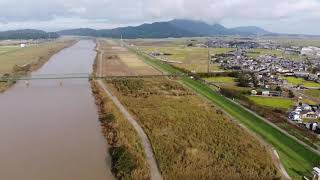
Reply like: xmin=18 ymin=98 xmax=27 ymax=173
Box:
xmin=97 ymin=40 xmax=161 ymax=76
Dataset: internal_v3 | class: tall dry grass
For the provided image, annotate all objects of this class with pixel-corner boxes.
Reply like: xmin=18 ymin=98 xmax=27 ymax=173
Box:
xmin=107 ymin=77 xmax=280 ymax=180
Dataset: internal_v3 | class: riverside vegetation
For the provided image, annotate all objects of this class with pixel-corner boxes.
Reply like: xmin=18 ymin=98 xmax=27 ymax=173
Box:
xmin=91 ymin=81 xmax=150 ymax=180
xmin=106 ymin=77 xmax=280 ymax=179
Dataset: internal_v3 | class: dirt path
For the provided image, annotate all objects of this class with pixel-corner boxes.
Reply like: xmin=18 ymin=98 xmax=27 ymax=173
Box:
xmin=95 ymin=41 xmax=163 ymax=180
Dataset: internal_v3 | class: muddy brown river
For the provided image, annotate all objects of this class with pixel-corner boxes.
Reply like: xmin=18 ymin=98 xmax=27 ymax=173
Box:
xmin=0 ymin=40 xmax=114 ymax=180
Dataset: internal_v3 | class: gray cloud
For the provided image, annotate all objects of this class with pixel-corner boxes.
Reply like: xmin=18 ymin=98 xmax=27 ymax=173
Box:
xmin=0 ymin=0 xmax=320 ymax=34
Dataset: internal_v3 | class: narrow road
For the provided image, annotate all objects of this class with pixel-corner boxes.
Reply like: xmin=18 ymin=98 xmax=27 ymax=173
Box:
xmin=95 ymin=41 xmax=163 ymax=180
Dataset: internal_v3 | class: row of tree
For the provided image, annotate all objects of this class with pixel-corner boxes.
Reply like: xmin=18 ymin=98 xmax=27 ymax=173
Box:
xmin=0 ymin=29 xmax=59 ymax=40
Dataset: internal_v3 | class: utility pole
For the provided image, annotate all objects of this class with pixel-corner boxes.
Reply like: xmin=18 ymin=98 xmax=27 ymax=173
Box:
xmin=120 ymin=34 xmax=123 ymax=46
xmin=207 ymin=44 xmax=210 ymax=73
xmin=207 ymin=38 xmax=211 ymax=74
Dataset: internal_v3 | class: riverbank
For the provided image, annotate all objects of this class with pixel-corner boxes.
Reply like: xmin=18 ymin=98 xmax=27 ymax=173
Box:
xmin=91 ymin=80 xmax=150 ymax=179
xmin=0 ymin=38 xmax=77 ymax=92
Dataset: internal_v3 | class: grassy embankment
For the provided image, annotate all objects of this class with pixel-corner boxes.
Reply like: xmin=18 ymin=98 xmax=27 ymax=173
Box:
xmin=284 ymin=77 xmax=320 ymax=88
xmin=0 ymin=39 xmax=77 ymax=92
xmin=248 ymin=96 xmax=295 ymax=110
xmin=91 ymin=81 xmax=150 ymax=180
xmin=139 ymin=46 xmax=234 ymax=73
xmin=132 ymin=48 xmax=320 ymax=179
xmin=107 ymin=77 xmax=279 ymax=179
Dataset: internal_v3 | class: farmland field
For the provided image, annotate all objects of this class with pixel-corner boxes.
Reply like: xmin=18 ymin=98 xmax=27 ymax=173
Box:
xmin=284 ymin=77 xmax=320 ymax=88
xmin=138 ymin=46 xmax=234 ymax=72
xmin=106 ymin=77 xmax=279 ymax=179
xmin=97 ymin=40 xmax=161 ymax=76
xmin=246 ymin=48 xmax=301 ymax=60
xmin=248 ymin=96 xmax=295 ymax=109
xmin=305 ymin=90 xmax=320 ymax=99
xmin=205 ymin=76 xmax=237 ymax=84
xmin=267 ymin=37 xmax=320 ymax=47
xmin=0 ymin=45 xmax=20 ymax=55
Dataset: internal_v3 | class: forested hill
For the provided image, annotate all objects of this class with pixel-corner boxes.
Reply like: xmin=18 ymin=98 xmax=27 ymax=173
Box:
xmin=58 ymin=22 xmax=198 ymax=38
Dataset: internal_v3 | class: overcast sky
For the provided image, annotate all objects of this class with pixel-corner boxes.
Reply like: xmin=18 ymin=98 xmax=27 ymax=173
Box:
xmin=0 ymin=0 xmax=320 ymax=34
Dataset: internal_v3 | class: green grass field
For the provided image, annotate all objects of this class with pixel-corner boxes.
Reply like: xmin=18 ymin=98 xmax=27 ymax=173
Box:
xmin=205 ymin=76 xmax=236 ymax=84
xmin=248 ymin=96 xmax=295 ymax=109
xmin=0 ymin=45 xmax=20 ymax=55
xmin=247 ymin=48 xmax=301 ymax=60
xmin=285 ymin=77 xmax=320 ymax=88
xmin=133 ymin=48 xmax=320 ymax=179
xmin=305 ymin=90 xmax=320 ymax=99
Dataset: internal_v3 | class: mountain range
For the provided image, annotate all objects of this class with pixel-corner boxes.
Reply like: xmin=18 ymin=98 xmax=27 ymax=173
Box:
xmin=57 ymin=19 xmax=273 ymax=38
xmin=0 ymin=20 xmax=273 ymax=40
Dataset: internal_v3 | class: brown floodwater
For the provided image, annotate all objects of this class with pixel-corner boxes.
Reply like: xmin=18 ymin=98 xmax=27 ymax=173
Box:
xmin=0 ymin=40 xmax=114 ymax=180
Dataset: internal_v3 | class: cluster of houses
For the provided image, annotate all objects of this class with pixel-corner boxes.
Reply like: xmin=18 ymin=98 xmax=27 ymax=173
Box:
xmin=251 ymin=89 xmax=282 ymax=97
xmin=288 ymin=103 xmax=320 ymax=133
xmin=218 ymin=51 xmax=320 ymax=88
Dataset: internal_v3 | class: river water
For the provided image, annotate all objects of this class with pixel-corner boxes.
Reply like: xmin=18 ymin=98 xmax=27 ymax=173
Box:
xmin=0 ymin=40 xmax=114 ymax=180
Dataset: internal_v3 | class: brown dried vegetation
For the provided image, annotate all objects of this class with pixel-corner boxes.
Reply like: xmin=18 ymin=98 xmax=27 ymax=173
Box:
xmin=107 ymin=77 xmax=280 ymax=180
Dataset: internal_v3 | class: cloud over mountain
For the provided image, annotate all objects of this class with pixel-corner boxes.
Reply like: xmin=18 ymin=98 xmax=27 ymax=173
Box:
xmin=0 ymin=0 xmax=320 ymax=34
